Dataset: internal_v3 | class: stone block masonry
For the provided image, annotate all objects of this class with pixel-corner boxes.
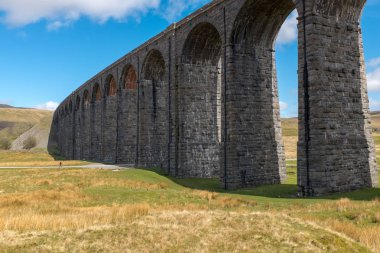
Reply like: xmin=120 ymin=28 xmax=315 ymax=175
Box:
xmin=50 ymin=0 xmax=378 ymax=196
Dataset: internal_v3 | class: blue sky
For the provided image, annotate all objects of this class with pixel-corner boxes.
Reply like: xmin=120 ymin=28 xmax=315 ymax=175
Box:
xmin=0 ymin=0 xmax=379 ymax=117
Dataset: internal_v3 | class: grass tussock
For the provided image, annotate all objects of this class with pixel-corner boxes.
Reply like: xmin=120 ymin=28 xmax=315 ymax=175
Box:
xmin=0 ymin=204 xmax=150 ymax=231
xmin=191 ymin=190 xmax=258 ymax=208
xmin=294 ymin=198 xmax=380 ymax=252
xmin=88 ymin=178 xmax=169 ymax=190
xmin=0 ymin=187 xmax=85 ymax=207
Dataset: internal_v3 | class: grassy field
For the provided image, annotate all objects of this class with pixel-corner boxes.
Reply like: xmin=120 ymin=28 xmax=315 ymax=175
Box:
xmin=0 ymin=166 xmax=378 ymax=252
xmin=0 ymin=114 xmax=379 ymax=252
xmin=0 ymin=151 xmax=90 ymax=167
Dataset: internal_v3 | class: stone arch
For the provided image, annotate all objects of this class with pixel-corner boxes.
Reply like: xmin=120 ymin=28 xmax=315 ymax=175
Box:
xmin=103 ymin=74 xmax=118 ymax=162
xmin=75 ymin=95 xmax=81 ymax=110
xmin=69 ymin=103 xmax=72 ymax=114
xmin=118 ymin=64 xmax=138 ymax=163
xmin=311 ymin=0 xmax=365 ymax=22
xmin=177 ymin=22 xmax=223 ymax=178
xmin=92 ymin=83 xmax=102 ymax=102
xmin=67 ymin=100 xmax=74 ymax=158
xmin=231 ymin=0 xmax=295 ymax=49
xmin=139 ymin=49 xmax=168 ymax=168
xmin=81 ymin=89 xmax=91 ymax=160
xmin=182 ymin=22 xmax=222 ymax=64
xmin=83 ymin=90 xmax=90 ymax=107
xmin=224 ymin=0 xmax=296 ymax=189
xmin=105 ymin=75 xmax=117 ymax=96
xmin=142 ymin=49 xmax=165 ymax=81
xmin=90 ymin=82 xmax=103 ymax=160
xmin=123 ymin=65 xmax=137 ymax=90
xmin=74 ymin=95 xmax=81 ymax=159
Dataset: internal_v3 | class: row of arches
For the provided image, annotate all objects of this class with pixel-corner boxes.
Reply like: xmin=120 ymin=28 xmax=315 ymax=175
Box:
xmin=53 ymin=0 xmax=297 ymax=183
xmin=56 ymin=8 xmax=285 ymax=178
xmin=60 ymin=65 xmax=138 ymax=116
xmin=52 ymin=0 xmax=376 ymax=195
xmin=56 ymin=50 xmax=168 ymax=166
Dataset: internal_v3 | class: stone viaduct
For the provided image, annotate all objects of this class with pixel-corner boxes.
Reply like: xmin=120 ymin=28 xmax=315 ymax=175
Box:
xmin=50 ymin=0 xmax=378 ymax=196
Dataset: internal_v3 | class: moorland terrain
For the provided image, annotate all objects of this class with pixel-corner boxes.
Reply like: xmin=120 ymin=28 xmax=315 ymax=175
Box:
xmin=0 ymin=106 xmax=379 ymax=252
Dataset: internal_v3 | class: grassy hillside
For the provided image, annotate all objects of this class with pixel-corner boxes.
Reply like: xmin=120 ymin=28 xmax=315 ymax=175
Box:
xmin=281 ymin=115 xmax=380 ymax=160
xmin=0 ymin=167 xmax=376 ymax=252
xmin=0 ymin=108 xmax=53 ymax=151
xmin=281 ymin=118 xmax=298 ymax=159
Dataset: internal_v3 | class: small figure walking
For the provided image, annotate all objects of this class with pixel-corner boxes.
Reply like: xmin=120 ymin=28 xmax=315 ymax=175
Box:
xmin=59 ymin=161 xmax=62 ymax=169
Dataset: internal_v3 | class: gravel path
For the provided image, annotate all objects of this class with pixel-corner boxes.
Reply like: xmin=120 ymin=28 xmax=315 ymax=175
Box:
xmin=0 ymin=164 xmax=134 ymax=170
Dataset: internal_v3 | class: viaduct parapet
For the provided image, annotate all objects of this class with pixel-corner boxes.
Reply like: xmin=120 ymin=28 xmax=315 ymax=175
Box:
xmin=51 ymin=0 xmax=378 ymax=196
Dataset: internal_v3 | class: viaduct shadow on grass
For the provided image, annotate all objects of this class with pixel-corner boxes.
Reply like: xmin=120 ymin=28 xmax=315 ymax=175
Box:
xmin=145 ymin=167 xmax=380 ymax=202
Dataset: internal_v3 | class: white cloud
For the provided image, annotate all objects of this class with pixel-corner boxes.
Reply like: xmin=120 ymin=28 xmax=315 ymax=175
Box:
xmin=276 ymin=11 xmax=298 ymax=45
xmin=367 ymin=58 xmax=380 ymax=92
xmin=47 ymin=20 xmax=71 ymax=31
xmin=34 ymin=101 xmax=59 ymax=111
xmin=161 ymin=0 xmax=210 ymax=22
xmin=368 ymin=58 xmax=380 ymax=68
xmin=368 ymin=68 xmax=380 ymax=92
xmin=280 ymin=101 xmax=288 ymax=111
xmin=0 ymin=0 xmax=160 ymax=28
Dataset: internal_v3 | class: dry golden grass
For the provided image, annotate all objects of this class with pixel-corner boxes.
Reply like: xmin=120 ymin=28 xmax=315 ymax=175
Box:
xmin=0 ymin=168 xmax=377 ymax=252
xmin=283 ymin=136 xmax=297 ymax=159
xmin=0 ymin=203 xmax=150 ymax=231
xmin=0 ymin=211 xmax=367 ymax=253
xmin=323 ymin=219 xmax=380 ymax=252
xmin=291 ymin=198 xmax=380 ymax=252
xmin=0 ymin=151 xmax=90 ymax=167
xmin=88 ymin=178 xmax=169 ymax=190
xmin=0 ymin=160 xmax=90 ymax=167
xmin=0 ymin=180 xmax=150 ymax=231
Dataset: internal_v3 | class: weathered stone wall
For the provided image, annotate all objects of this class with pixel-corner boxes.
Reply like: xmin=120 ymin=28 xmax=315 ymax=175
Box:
xmin=81 ymin=99 xmax=91 ymax=160
xmin=50 ymin=0 xmax=378 ymax=196
xmin=91 ymin=100 xmax=103 ymax=161
xmin=118 ymin=86 xmax=138 ymax=164
xmin=73 ymin=103 xmax=81 ymax=160
xmin=103 ymin=94 xmax=117 ymax=162
xmin=296 ymin=0 xmax=378 ymax=196
xmin=177 ymin=63 xmax=221 ymax=178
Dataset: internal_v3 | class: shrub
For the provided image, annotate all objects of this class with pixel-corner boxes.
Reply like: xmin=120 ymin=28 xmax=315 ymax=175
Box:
xmin=0 ymin=138 xmax=11 ymax=150
xmin=23 ymin=136 xmax=37 ymax=150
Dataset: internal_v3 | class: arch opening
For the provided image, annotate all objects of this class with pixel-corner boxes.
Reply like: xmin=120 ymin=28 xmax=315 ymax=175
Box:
xmin=139 ymin=49 xmax=168 ymax=168
xmin=92 ymin=83 xmax=102 ymax=102
xmin=69 ymin=101 xmax=72 ymax=113
xmin=143 ymin=50 xmax=165 ymax=81
xmin=90 ymin=83 xmax=102 ymax=161
xmin=81 ymin=89 xmax=91 ymax=160
xmin=106 ymin=75 xmax=117 ymax=96
xmin=225 ymin=0 xmax=297 ymax=188
xmin=124 ymin=65 xmax=137 ymax=90
xmin=83 ymin=90 xmax=90 ymax=107
xmin=182 ymin=22 xmax=222 ymax=65
xmin=118 ymin=64 xmax=139 ymax=163
xmin=231 ymin=0 xmax=295 ymax=49
xmin=178 ymin=22 xmax=222 ymax=178
xmin=76 ymin=96 xmax=81 ymax=111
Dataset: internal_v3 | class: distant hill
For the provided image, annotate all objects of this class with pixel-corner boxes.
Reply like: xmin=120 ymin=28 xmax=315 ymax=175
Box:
xmin=0 ymin=104 xmax=14 ymax=109
xmin=0 ymin=107 xmax=53 ymax=151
